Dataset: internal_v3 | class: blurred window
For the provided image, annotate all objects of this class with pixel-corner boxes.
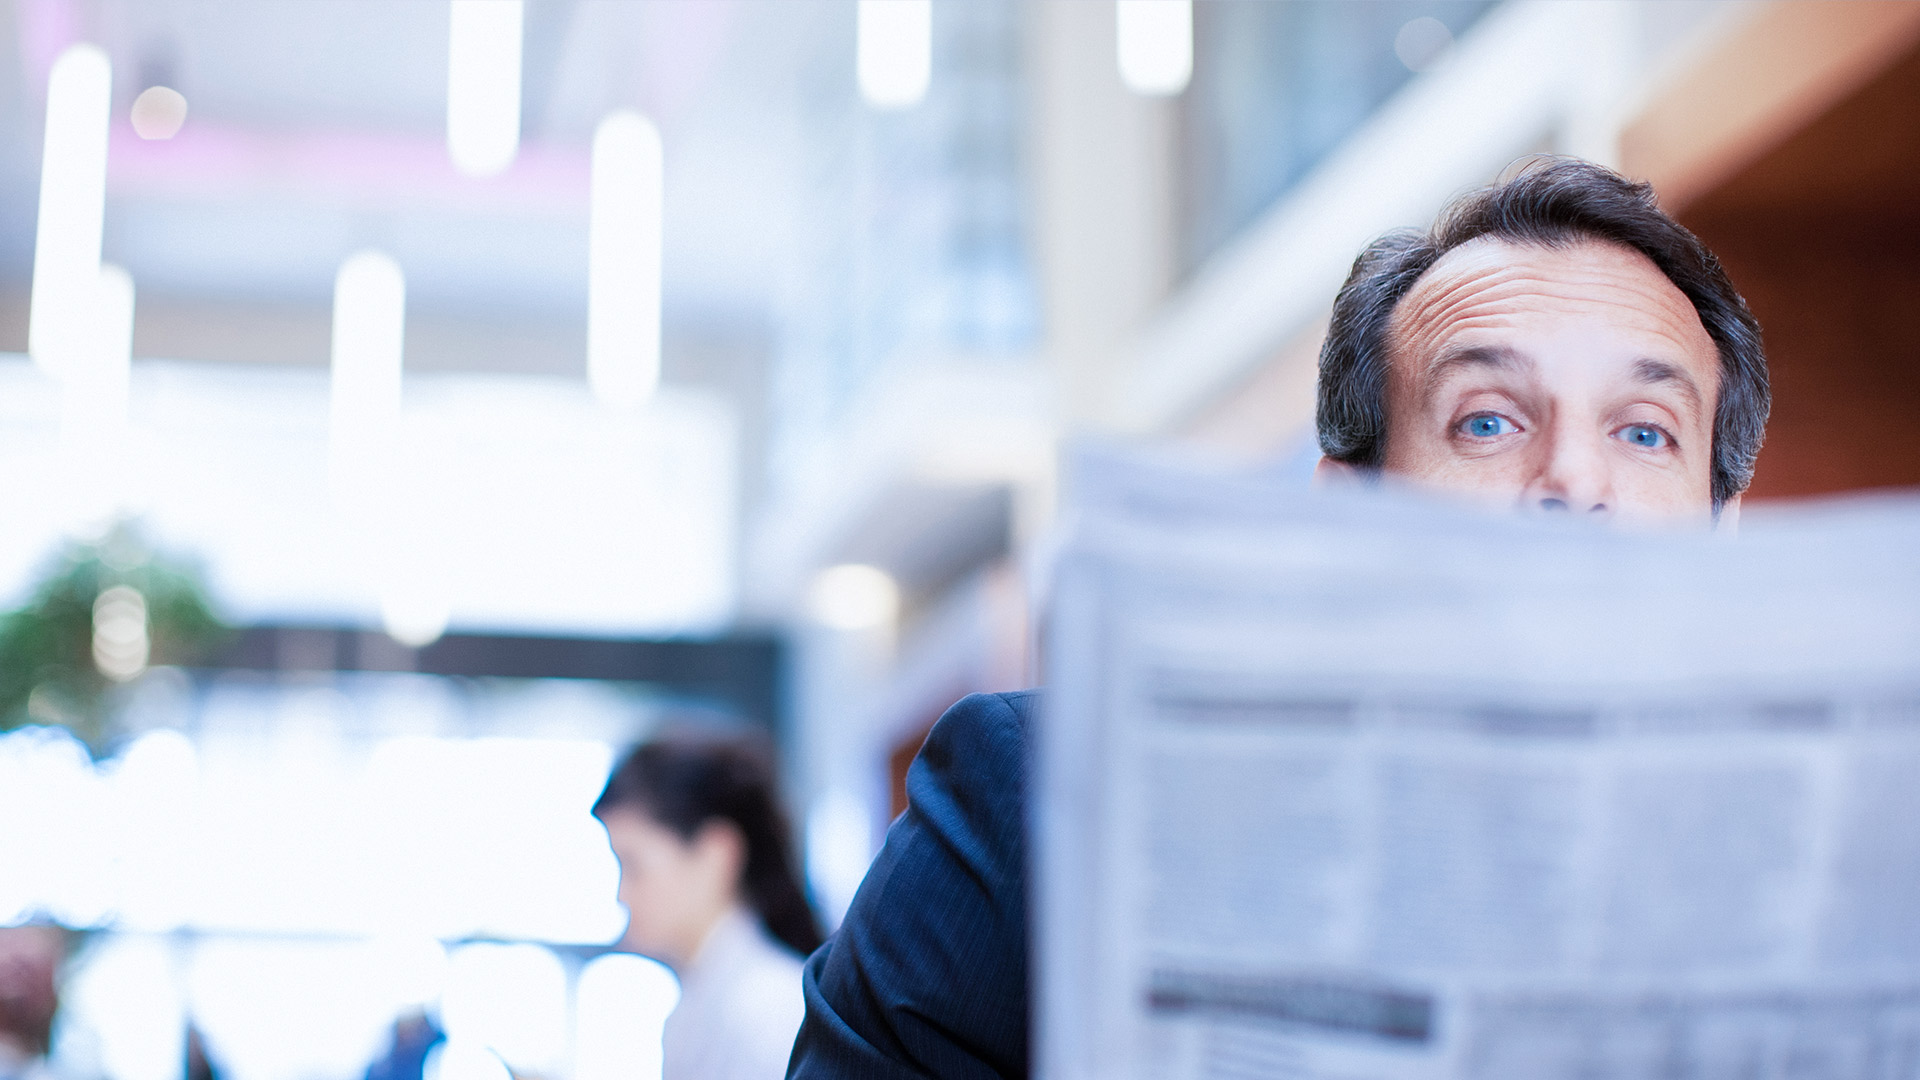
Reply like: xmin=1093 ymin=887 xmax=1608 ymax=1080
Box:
xmin=778 ymin=0 xmax=1038 ymax=463
xmin=1178 ymin=1 xmax=1498 ymax=276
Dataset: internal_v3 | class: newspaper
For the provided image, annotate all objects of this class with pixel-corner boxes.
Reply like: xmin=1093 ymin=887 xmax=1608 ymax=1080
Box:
xmin=1037 ymin=453 xmax=1920 ymax=1080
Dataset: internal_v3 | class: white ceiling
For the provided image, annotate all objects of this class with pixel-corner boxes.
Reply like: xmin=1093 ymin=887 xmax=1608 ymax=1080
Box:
xmin=0 ymin=0 xmax=846 ymax=346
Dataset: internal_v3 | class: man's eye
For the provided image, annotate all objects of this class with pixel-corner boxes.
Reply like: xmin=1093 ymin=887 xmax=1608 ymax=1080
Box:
xmin=1460 ymin=414 xmax=1517 ymax=438
xmin=1614 ymin=424 xmax=1668 ymax=449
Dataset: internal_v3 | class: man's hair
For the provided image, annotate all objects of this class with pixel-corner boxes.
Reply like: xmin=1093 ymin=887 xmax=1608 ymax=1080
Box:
xmin=1315 ymin=156 xmax=1769 ymax=508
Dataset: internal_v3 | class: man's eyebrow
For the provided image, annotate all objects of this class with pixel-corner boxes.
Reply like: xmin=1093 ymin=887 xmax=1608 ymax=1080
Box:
xmin=1631 ymin=358 xmax=1704 ymax=411
xmin=1421 ymin=345 xmax=1532 ymax=402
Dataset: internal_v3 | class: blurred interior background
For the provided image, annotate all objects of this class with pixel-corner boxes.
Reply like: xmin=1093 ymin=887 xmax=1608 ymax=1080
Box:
xmin=3 ymin=2 xmax=1918 ymax=1080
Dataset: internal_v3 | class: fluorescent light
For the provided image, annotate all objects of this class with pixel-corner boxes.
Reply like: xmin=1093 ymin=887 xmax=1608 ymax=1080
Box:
xmin=446 ymin=0 xmax=524 ymax=177
xmin=808 ymin=563 xmax=900 ymax=630
xmin=330 ymin=251 xmax=406 ymax=440
xmin=587 ymin=111 xmax=663 ymax=408
xmin=29 ymin=43 xmax=112 ymax=375
xmin=857 ymin=0 xmax=932 ymax=109
xmin=330 ymin=251 xmax=416 ymax=631
xmin=329 ymin=250 xmax=406 ymax=509
xmin=1116 ymin=0 xmax=1192 ymax=97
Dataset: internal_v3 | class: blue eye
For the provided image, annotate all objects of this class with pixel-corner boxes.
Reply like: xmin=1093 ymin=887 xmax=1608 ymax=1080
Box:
xmin=1615 ymin=424 xmax=1668 ymax=449
xmin=1461 ymin=414 xmax=1517 ymax=438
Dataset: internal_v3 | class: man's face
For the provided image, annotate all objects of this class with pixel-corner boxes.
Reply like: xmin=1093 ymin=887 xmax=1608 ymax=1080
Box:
xmin=1374 ymin=237 xmax=1722 ymax=524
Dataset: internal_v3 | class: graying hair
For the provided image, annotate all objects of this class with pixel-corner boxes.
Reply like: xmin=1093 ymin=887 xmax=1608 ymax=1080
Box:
xmin=1315 ymin=157 xmax=1769 ymax=509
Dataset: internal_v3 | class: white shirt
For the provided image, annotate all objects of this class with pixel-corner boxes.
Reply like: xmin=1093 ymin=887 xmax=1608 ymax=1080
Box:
xmin=662 ymin=908 xmax=806 ymax=1080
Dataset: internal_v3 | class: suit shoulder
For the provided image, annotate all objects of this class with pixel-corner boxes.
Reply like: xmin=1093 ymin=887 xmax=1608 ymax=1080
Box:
xmin=942 ymin=689 xmax=1040 ymax=736
xmin=918 ymin=690 xmax=1037 ymax=782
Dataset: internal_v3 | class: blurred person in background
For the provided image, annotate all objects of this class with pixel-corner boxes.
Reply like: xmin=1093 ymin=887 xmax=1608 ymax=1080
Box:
xmin=0 ymin=925 xmax=66 ymax=1080
xmin=361 ymin=1012 xmax=441 ymax=1080
xmin=788 ymin=157 xmax=1772 ymax=1079
xmin=185 ymin=1025 xmax=221 ymax=1080
xmin=594 ymin=731 xmax=823 ymax=1080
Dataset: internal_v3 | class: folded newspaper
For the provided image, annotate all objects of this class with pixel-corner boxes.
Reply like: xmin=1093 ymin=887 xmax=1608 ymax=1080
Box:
xmin=1037 ymin=453 xmax=1920 ymax=1080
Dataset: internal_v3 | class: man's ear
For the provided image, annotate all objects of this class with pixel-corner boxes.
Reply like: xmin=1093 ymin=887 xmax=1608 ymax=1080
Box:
xmin=1313 ymin=456 xmax=1362 ymax=488
xmin=1715 ymin=493 xmax=1742 ymax=532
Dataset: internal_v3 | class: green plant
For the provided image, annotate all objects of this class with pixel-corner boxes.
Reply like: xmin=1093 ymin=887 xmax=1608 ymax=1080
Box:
xmin=0 ymin=522 xmax=224 ymax=753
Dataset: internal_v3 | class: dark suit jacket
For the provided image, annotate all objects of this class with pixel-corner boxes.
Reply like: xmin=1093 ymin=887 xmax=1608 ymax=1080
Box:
xmin=787 ymin=690 xmax=1035 ymax=1079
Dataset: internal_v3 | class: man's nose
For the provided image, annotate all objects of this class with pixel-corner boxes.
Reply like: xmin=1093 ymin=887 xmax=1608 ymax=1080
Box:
xmin=1524 ymin=428 xmax=1615 ymax=518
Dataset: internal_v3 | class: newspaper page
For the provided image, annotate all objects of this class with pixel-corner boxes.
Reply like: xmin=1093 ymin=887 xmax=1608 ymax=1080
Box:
xmin=1037 ymin=454 xmax=1920 ymax=1080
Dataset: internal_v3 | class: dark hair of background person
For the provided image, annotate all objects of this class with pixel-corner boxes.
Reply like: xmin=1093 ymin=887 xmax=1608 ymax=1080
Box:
xmin=1315 ymin=156 xmax=1770 ymax=511
xmin=593 ymin=730 xmax=824 ymax=957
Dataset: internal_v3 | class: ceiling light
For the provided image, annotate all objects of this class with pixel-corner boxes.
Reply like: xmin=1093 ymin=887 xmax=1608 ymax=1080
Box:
xmin=29 ymin=44 xmax=112 ymax=375
xmin=587 ymin=111 xmax=663 ymax=409
xmin=808 ymin=564 xmax=901 ymax=630
xmin=857 ymin=0 xmax=931 ymax=109
xmin=1116 ymin=0 xmax=1192 ymax=97
xmin=381 ymin=589 xmax=450 ymax=649
xmin=329 ymin=250 xmax=406 ymax=503
xmin=130 ymin=86 xmax=188 ymax=140
xmin=447 ymin=0 xmax=524 ymax=177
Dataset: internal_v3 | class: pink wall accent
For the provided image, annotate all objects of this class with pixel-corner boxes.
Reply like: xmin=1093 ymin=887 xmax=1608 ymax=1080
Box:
xmin=108 ymin=121 xmax=591 ymax=217
xmin=16 ymin=0 xmax=82 ymax=96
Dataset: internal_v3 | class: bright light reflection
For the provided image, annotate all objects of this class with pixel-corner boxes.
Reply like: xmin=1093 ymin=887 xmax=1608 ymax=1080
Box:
xmin=381 ymin=588 xmax=450 ymax=649
xmin=92 ymin=585 xmax=150 ymax=682
xmin=103 ymin=730 xmax=200 ymax=932
xmin=1115 ymin=0 xmax=1192 ymax=97
xmin=29 ymin=43 xmax=111 ymax=375
xmin=808 ymin=563 xmax=900 ymax=630
xmin=446 ymin=0 xmax=524 ymax=177
xmin=807 ymin=787 xmax=875 ymax=930
xmin=442 ymin=944 xmax=568 ymax=1076
xmin=57 ymin=935 xmax=185 ymax=1080
xmin=0 ymin=726 xmax=111 ymax=927
xmin=367 ymin=936 xmax=450 ymax=1011
xmin=587 ymin=111 xmax=663 ymax=408
xmin=0 ymin=706 xmax=627 ymax=944
xmin=857 ymin=0 xmax=932 ymax=109
xmin=58 ymin=263 xmax=135 ymax=526
xmin=0 ymin=358 xmax=740 ymax=635
xmin=575 ymin=953 xmax=679 ymax=1080
xmin=360 ymin=735 xmax=622 ymax=942
xmin=187 ymin=939 xmax=405 ymax=1080
xmin=424 ymin=1040 xmax=511 ymax=1080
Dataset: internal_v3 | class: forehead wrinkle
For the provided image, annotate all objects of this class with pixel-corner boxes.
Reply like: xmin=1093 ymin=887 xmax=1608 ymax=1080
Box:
xmin=1392 ymin=275 xmax=1712 ymax=392
xmin=1404 ymin=270 xmax=1684 ymax=332
xmin=1394 ymin=239 xmax=1713 ymax=350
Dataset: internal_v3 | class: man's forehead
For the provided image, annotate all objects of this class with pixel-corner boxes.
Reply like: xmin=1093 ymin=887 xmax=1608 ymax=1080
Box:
xmin=1389 ymin=236 xmax=1717 ymax=367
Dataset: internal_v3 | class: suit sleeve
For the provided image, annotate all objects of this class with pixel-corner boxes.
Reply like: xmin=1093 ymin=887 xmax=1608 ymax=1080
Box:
xmin=786 ymin=691 xmax=1034 ymax=1080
